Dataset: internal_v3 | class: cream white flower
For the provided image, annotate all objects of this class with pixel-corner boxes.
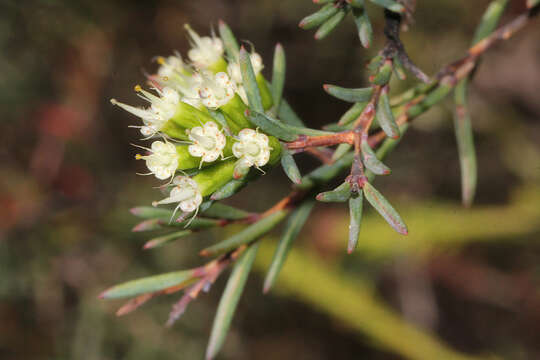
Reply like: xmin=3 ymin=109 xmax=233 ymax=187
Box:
xmin=227 ymin=52 xmax=264 ymax=104
xmin=197 ymin=72 xmax=236 ymax=109
xmin=152 ymin=176 xmax=202 ymax=214
xmin=135 ymin=141 xmax=179 ymax=180
xmin=185 ymin=24 xmax=224 ymax=69
xmin=111 ymin=86 xmax=180 ymax=137
xmin=154 ymin=55 xmax=206 ymax=109
xmin=187 ymin=121 xmax=226 ymax=164
xmin=232 ymin=128 xmax=271 ymax=168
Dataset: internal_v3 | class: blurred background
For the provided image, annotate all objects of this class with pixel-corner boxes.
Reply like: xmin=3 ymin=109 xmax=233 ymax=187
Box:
xmin=1 ymin=0 xmax=540 ymax=359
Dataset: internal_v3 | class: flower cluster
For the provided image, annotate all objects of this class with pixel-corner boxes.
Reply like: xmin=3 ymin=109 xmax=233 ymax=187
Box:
xmin=111 ymin=26 xmax=280 ymax=218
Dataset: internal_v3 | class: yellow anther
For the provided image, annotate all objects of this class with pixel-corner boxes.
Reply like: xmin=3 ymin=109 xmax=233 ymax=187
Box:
xmin=134 ymin=84 xmax=142 ymax=92
xmin=157 ymin=57 xmax=165 ymax=65
xmin=135 ymin=154 xmax=143 ymax=160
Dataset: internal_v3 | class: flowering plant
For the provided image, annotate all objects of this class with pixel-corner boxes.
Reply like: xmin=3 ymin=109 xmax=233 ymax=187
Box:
xmin=102 ymin=1 xmax=539 ymax=358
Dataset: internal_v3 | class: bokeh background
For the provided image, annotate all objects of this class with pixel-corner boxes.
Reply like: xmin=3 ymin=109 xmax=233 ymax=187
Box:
xmin=1 ymin=0 xmax=540 ymax=359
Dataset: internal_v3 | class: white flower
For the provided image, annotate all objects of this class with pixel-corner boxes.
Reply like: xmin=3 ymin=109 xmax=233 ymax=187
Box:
xmin=185 ymin=24 xmax=224 ymax=69
xmin=187 ymin=121 xmax=226 ymax=164
xmin=111 ymin=86 xmax=180 ymax=137
xmin=135 ymin=141 xmax=178 ymax=180
xmin=152 ymin=176 xmax=203 ymax=214
xmin=232 ymin=128 xmax=271 ymax=168
xmin=227 ymin=52 xmax=264 ymax=104
xmin=197 ymin=72 xmax=236 ymax=109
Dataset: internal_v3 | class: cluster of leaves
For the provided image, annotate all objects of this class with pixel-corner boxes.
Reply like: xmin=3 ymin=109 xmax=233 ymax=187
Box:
xmin=101 ymin=1 xmax=540 ymax=359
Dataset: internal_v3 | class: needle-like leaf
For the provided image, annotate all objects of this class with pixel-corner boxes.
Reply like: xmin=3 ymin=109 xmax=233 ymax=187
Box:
xmin=323 ymin=85 xmax=373 ymax=103
xmin=200 ymin=211 xmax=288 ymax=256
xmin=348 ymin=193 xmax=363 ymax=253
xmin=239 ymin=47 xmax=263 ymax=112
xmin=206 ymin=243 xmax=260 ymax=360
xmin=263 ymin=201 xmax=315 ymax=293
xmin=363 ymin=182 xmax=408 ymax=235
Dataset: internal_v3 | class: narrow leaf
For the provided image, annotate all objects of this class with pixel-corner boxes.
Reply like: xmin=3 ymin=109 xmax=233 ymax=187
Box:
xmin=298 ymin=152 xmax=354 ymax=190
xmin=314 ymin=9 xmax=347 ymax=40
xmin=361 ymin=138 xmax=391 ymax=175
xmin=376 ymin=91 xmax=400 ymax=139
xmin=218 ymin=20 xmax=240 ymax=61
xmin=338 ymin=102 xmax=367 ymax=125
xmin=211 ymin=178 xmax=249 ymax=200
xmin=278 ymin=99 xmax=305 ymax=126
xmin=372 ymin=61 xmax=393 ymax=85
xmin=200 ymin=210 xmax=288 ymax=256
xmin=353 ymin=9 xmax=372 ymax=48
xmin=271 ymin=43 xmax=286 ymax=111
xmin=206 ymin=243 xmax=260 ymax=360
xmin=472 ymin=0 xmax=509 ymax=45
xmin=348 ymin=193 xmax=363 ymax=253
xmin=453 ymin=87 xmax=477 ymax=208
xmin=323 ymin=84 xmax=373 ymax=103
xmin=281 ymin=144 xmax=302 ymax=184
xmin=201 ymin=202 xmax=251 ymax=220
xmin=143 ymin=230 xmax=192 ymax=250
xmin=239 ymin=47 xmax=263 ymax=112
xmin=130 ymin=206 xmax=173 ymax=220
xmin=363 ymin=182 xmax=408 ymax=235
xmin=298 ymin=3 xmax=339 ymax=29
xmin=100 ymin=269 xmax=197 ymax=299
xmin=366 ymin=123 xmax=409 ymax=181
xmin=316 ymin=182 xmax=352 ymax=202
xmin=132 ymin=219 xmax=162 ymax=232
xmin=369 ymin=0 xmax=405 ymax=12
xmin=332 ymin=143 xmax=352 ymax=161
xmin=246 ymin=109 xmax=297 ymax=141
xmin=263 ymin=201 xmax=315 ymax=293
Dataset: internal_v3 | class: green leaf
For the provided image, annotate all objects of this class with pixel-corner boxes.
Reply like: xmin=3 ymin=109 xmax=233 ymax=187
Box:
xmin=100 ymin=269 xmax=197 ymax=299
xmin=211 ymin=178 xmax=249 ymax=200
xmin=472 ymin=0 xmax=509 ymax=45
xmin=281 ymin=144 xmax=302 ymax=184
xmin=206 ymin=243 xmax=260 ymax=360
xmin=376 ymin=91 xmax=400 ymax=139
xmin=299 ymin=3 xmax=339 ymax=30
xmin=323 ymin=85 xmax=373 ymax=103
xmin=132 ymin=219 xmax=162 ymax=232
xmin=363 ymin=182 xmax=408 ymax=235
xmin=332 ymin=143 xmax=353 ymax=161
xmin=142 ymin=230 xmax=192 ymax=250
xmin=369 ymin=0 xmax=405 ymax=13
xmin=263 ymin=201 xmax=315 ymax=293
xmin=271 ymin=43 xmax=286 ymax=111
xmin=298 ymin=152 xmax=354 ymax=190
xmin=392 ymin=55 xmax=407 ymax=80
xmin=338 ymin=102 xmax=367 ymax=125
xmin=201 ymin=202 xmax=251 ymax=220
xmin=372 ymin=61 xmax=393 ymax=85
xmin=218 ymin=20 xmax=240 ymax=61
xmin=316 ymin=182 xmax=352 ymax=202
xmin=348 ymin=193 xmax=363 ymax=253
xmin=361 ymin=138 xmax=391 ymax=175
xmin=239 ymin=47 xmax=263 ymax=112
xmin=246 ymin=110 xmax=297 ymax=141
xmin=130 ymin=206 xmax=174 ymax=220
xmin=314 ymin=9 xmax=347 ymax=40
xmin=366 ymin=123 xmax=409 ymax=181
xmin=454 ymin=81 xmax=477 ymax=208
xmin=200 ymin=210 xmax=288 ymax=256
xmin=353 ymin=9 xmax=372 ymax=48
xmin=278 ymin=99 xmax=305 ymax=127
